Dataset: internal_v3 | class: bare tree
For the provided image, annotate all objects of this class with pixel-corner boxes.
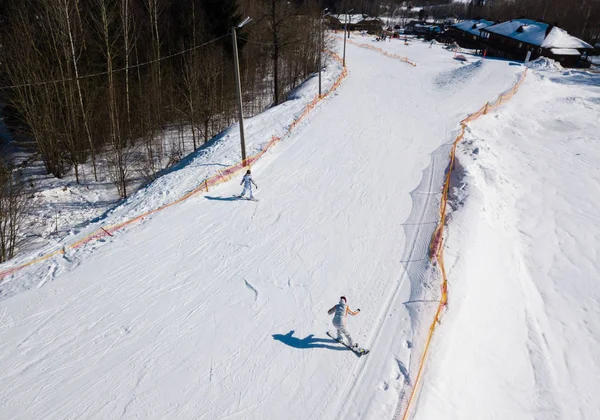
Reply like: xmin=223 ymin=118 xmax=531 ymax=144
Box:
xmin=140 ymin=0 xmax=168 ymax=179
xmin=60 ymin=0 xmax=98 ymax=182
xmin=0 ymin=160 xmax=28 ymax=263
xmin=258 ymin=0 xmax=318 ymax=105
xmin=120 ymin=0 xmax=136 ymax=148
xmin=2 ymin=3 xmax=65 ymax=178
xmin=91 ymin=0 xmax=128 ymax=197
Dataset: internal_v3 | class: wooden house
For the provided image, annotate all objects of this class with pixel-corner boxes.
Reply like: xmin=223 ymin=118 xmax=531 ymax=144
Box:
xmin=480 ymin=19 xmax=593 ymax=67
xmin=447 ymin=19 xmax=495 ymax=49
xmin=325 ymin=14 xmax=384 ymax=33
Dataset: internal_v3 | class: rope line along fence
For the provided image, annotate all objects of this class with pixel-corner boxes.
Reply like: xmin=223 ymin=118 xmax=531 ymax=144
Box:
xmin=394 ymin=68 xmax=528 ymax=420
xmin=0 ymin=53 xmax=349 ymax=283
xmin=345 ymin=38 xmax=417 ymax=67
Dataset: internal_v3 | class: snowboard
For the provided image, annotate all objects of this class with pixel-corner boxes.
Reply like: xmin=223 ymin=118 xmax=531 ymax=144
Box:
xmin=234 ymin=195 xmax=259 ymax=201
xmin=327 ymin=331 xmax=369 ymax=356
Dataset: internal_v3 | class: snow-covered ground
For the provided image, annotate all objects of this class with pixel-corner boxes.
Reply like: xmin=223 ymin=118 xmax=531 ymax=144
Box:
xmin=3 ymin=121 xmax=207 ymax=256
xmin=2 ymin=36 xmax=596 ymax=420
xmin=415 ymin=61 xmax=600 ymax=419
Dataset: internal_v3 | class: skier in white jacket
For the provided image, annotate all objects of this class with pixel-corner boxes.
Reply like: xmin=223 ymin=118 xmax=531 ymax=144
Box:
xmin=327 ymin=296 xmax=360 ymax=347
xmin=239 ymin=169 xmax=258 ymax=200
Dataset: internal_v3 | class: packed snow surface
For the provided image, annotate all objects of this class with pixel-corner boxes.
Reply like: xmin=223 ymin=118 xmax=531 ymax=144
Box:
xmin=1 ymin=35 xmax=573 ymax=420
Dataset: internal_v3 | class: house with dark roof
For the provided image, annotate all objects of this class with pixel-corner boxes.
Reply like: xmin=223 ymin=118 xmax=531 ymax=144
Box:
xmin=447 ymin=19 xmax=495 ymax=49
xmin=480 ymin=19 xmax=593 ymax=67
xmin=325 ymin=14 xmax=384 ymax=33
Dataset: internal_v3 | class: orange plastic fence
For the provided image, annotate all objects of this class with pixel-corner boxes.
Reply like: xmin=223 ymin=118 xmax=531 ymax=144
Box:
xmin=394 ymin=68 xmax=528 ymax=420
xmin=346 ymin=38 xmax=417 ymax=67
xmin=0 ymin=55 xmax=349 ymax=283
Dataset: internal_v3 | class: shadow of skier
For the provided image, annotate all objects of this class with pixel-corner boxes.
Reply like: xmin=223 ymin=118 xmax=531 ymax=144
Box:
xmin=272 ymin=330 xmax=347 ymax=351
xmin=205 ymin=195 xmax=241 ymax=202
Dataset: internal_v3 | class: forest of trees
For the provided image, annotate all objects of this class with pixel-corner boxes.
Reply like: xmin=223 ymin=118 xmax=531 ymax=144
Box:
xmin=0 ymin=0 xmax=332 ymax=262
xmin=0 ymin=0 xmax=325 ymax=193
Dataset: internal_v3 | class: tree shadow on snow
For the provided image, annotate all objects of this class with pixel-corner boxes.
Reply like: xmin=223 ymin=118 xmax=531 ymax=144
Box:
xmin=272 ymin=330 xmax=346 ymax=351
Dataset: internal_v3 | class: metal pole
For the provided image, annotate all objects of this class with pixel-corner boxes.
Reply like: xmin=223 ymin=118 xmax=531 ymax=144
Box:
xmin=343 ymin=14 xmax=348 ymax=67
xmin=232 ymin=26 xmax=247 ymax=166
xmin=342 ymin=9 xmax=353 ymax=67
xmin=319 ymin=7 xmax=323 ymax=96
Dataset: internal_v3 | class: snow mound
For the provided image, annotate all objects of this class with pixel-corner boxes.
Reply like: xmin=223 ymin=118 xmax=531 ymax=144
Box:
xmin=435 ymin=59 xmax=484 ymax=91
xmin=415 ymin=65 xmax=600 ymax=420
xmin=525 ymin=57 xmax=563 ymax=71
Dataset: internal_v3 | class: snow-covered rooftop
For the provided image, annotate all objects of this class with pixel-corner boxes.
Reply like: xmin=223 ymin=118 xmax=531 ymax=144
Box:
xmin=415 ymin=24 xmax=441 ymax=31
xmin=483 ymin=19 xmax=592 ymax=49
xmin=483 ymin=19 xmax=548 ymax=45
xmin=452 ymin=19 xmax=495 ymax=37
xmin=542 ymin=27 xmax=593 ymax=49
xmin=331 ymin=14 xmax=370 ymax=24
xmin=549 ymin=48 xmax=582 ymax=56
xmin=399 ymin=6 xmax=423 ymax=12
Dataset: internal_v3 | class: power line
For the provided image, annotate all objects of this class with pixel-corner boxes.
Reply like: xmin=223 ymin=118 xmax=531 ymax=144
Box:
xmin=0 ymin=34 xmax=228 ymax=91
xmin=236 ymin=36 xmax=273 ymax=46
xmin=237 ymin=36 xmax=311 ymax=48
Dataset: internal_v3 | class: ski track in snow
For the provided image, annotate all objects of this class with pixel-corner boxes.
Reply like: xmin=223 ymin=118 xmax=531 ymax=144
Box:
xmin=244 ymin=280 xmax=259 ymax=301
xmin=0 ymin=38 xmax=527 ymax=420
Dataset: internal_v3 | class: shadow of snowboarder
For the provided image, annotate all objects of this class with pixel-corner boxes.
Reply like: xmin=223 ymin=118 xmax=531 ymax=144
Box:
xmin=272 ymin=330 xmax=346 ymax=351
xmin=205 ymin=195 xmax=241 ymax=202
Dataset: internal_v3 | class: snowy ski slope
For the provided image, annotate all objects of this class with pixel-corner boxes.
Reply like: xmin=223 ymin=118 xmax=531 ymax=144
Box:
xmin=1 ymin=38 xmax=523 ymax=419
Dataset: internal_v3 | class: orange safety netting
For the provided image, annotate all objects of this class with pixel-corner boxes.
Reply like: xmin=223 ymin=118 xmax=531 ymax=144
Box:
xmin=0 ymin=54 xmax=349 ymax=282
xmin=394 ymin=68 xmax=528 ymax=420
xmin=345 ymin=38 xmax=417 ymax=67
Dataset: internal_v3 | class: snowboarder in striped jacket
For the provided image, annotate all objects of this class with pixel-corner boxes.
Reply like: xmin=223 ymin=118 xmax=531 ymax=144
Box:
xmin=328 ymin=296 xmax=360 ymax=348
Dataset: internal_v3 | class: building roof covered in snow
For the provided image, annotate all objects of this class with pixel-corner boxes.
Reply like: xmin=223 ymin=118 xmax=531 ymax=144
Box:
xmin=400 ymin=6 xmax=423 ymax=12
xmin=482 ymin=19 xmax=592 ymax=49
xmin=327 ymin=14 xmax=383 ymax=29
xmin=451 ymin=19 xmax=495 ymax=36
xmin=542 ymin=27 xmax=593 ymax=49
xmin=331 ymin=14 xmax=369 ymax=24
xmin=549 ymin=48 xmax=582 ymax=56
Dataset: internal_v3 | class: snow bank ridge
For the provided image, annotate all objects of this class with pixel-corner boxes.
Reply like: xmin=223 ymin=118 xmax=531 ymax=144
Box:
xmin=394 ymin=68 xmax=529 ymax=420
xmin=525 ymin=57 xmax=564 ymax=71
